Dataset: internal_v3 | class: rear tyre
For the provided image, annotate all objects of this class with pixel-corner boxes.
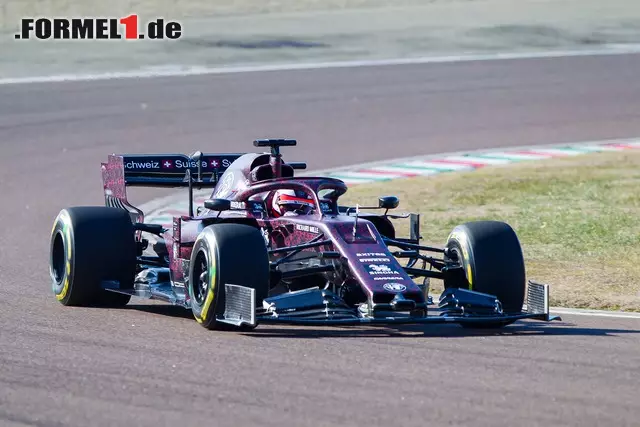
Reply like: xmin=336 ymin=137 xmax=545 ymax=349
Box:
xmin=445 ymin=221 xmax=526 ymax=328
xmin=49 ymin=207 xmax=136 ymax=307
xmin=188 ymin=223 xmax=270 ymax=330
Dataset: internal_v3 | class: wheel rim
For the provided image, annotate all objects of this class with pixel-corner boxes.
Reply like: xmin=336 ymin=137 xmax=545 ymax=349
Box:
xmin=192 ymin=250 xmax=209 ymax=305
xmin=51 ymin=231 xmax=65 ymax=286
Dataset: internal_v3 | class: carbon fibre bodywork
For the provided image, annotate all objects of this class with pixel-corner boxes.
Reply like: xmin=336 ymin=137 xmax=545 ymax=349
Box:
xmin=97 ymin=139 xmax=560 ymax=328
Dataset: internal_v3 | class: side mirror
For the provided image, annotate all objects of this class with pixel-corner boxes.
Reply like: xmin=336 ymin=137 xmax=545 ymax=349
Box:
xmin=204 ymin=198 xmax=231 ymax=211
xmin=378 ymin=196 xmax=399 ymax=210
xmin=288 ymin=162 xmax=307 ymax=170
xmin=190 ymin=151 xmax=203 ymax=162
xmin=189 ymin=151 xmax=204 ymax=184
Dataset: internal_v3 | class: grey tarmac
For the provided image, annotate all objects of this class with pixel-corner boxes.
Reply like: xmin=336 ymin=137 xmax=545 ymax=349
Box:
xmin=1 ymin=53 xmax=640 ymax=426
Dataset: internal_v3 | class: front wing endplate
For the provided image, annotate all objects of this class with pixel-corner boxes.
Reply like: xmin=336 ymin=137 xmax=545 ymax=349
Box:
xmin=218 ymin=284 xmax=256 ymax=327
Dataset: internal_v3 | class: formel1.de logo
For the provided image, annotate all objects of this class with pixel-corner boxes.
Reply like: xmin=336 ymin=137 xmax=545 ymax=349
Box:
xmin=14 ymin=15 xmax=182 ymax=40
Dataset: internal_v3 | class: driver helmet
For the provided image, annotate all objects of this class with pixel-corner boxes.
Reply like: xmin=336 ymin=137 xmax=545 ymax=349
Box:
xmin=271 ymin=189 xmax=314 ymax=216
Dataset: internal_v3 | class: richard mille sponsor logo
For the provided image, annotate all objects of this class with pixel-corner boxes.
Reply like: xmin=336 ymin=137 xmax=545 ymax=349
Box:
xmin=360 ymin=257 xmax=390 ymax=263
xmin=296 ymin=224 xmax=319 ymax=233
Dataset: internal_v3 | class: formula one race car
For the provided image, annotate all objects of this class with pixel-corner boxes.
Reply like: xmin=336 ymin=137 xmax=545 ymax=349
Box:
xmin=49 ymin=139 xmax=560 ymax=330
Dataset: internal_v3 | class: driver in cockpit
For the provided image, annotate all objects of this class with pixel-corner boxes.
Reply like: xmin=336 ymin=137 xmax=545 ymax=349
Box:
xmin=270 ymin=189 xmax=315 ymax=217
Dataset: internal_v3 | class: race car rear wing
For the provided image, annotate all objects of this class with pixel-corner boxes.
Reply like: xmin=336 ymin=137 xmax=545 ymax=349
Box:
xmin=103 ymin=153 xmax=243 ymax=188
xmin=101 ymin=152 xmax=243 ymax=224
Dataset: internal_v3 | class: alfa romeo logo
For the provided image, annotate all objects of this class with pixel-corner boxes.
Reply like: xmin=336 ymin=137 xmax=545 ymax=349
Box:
xmin=383 ymin=283 xmax=406 ymax=292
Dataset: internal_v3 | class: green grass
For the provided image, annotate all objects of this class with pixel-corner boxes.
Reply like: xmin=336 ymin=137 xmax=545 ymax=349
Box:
xmin=339 ymin=150 xmax=640 ymax=311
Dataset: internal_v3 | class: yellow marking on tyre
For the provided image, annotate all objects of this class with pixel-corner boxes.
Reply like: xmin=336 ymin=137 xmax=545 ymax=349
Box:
xmin=461 ymin=244 xmax=469 ymax=262
xmin=450 ymin=232 xmax=470 ymax=261
xmin=54 ymin=211 xmax=73 ymax=301
xmin=57 ymin=277 xmax=69 ymax=301
xmin=467 ymin=265 xmax=473 ymax=290
xmin=198 ymin=251 xmax=217 ymax=323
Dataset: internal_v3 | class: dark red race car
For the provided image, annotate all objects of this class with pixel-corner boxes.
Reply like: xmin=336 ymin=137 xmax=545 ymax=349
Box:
xmin=49 ymin=139 xmax=560 ymax=330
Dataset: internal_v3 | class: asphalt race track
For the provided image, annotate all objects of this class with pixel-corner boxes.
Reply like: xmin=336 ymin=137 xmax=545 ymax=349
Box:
xmin=2 ymin=53 xmax=640 ymax=427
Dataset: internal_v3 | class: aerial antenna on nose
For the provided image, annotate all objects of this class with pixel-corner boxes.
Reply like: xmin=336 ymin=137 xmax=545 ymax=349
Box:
xmin=352 ymin=204 xmax=360 ymax=238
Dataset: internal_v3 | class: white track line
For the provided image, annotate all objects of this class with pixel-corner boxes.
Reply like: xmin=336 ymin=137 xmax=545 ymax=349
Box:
xmin=2 ymin=45 xmax=640 ymax=85
xmin=549 ymin=307 xmax=640 ymax=320
xmin=440 ymin=301 xmax=640 ymax=320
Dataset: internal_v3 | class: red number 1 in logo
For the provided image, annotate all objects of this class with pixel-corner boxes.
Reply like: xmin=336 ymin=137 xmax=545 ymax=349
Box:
xmin=120 ymin=14 xmax=138 ymax=39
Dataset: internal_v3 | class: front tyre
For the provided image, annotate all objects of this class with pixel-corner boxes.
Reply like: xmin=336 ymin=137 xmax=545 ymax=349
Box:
xmin=445 ymin=220 xmax=526 ymax=315
xmin=188 ymin=223 xmax=270 ymax=330
xmin=49 ymin=207 xmax=136 ymax=307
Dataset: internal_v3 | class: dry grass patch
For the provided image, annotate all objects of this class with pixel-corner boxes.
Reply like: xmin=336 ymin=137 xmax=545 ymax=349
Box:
xmin=339 ymin=150 xmax=640 ymax=311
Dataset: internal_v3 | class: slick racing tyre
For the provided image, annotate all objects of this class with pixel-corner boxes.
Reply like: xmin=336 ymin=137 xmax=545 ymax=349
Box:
xmin=188 ymin=223 xmax=270 ymax=330
xmin=445 ymin=221 xmax=526 ymax=324
xmin=49 ymin=207 xmax=136 ymax=307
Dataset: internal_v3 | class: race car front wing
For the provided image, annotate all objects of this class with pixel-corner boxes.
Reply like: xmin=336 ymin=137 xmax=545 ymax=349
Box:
xmin=219 ymin=280 xmax=562 ymax=327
